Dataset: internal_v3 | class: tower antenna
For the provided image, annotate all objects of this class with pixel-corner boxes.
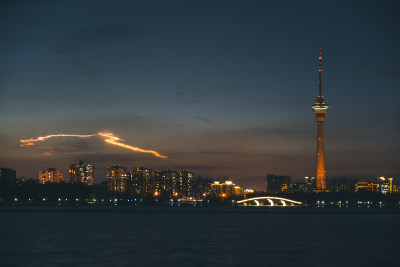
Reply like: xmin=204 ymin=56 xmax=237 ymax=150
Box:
xmin=319 ymin=46 xmax=322 ymax=97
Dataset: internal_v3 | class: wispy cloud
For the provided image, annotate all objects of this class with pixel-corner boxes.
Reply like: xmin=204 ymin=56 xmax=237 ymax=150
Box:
xmin=194 ymin=116 xmax=214 ymax=123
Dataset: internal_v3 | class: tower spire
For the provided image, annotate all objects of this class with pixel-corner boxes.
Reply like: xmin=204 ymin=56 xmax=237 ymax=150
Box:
xmin=318 ymin=46 xmax=322 ymax=97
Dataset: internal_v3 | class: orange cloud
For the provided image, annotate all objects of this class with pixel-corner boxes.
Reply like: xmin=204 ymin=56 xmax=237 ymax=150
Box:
xmin=20 ymin=132 xmax=167 ymax=159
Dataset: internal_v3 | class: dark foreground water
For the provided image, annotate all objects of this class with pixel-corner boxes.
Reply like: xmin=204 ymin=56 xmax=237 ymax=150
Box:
xmin=0 ymin=206 xmax=399 ymax=267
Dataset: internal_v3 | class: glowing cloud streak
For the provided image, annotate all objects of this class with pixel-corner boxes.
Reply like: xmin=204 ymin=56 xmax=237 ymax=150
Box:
xmin=20 ymin=132 xmax=168 ymax=159
xmin=97 ymin=132 xmax=167 ymax=158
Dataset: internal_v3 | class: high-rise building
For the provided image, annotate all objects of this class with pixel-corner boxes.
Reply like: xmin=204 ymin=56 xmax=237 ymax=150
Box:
xmin=180 ymin=170 xmax=194 ymax=196
xmin=126 ymin=171 xmax=140 ymax=195
xmin=39 ymin=168 xmax=63 ymax=184
xmin=125 ymin=167 xmax=197 ymax=197
xmin=159 ymin=169 xmax=180 ymax=195
xmin=107 ymin=165 xmax=127 ymax=193
xmin=126 ymin=167 xmax=155 ymax=195
xmin=192 ymin=177 xmax=213 ymax=198
xmin=312 ymin=47 xmax=330 ymax=192
xmin=266 ymin=174 xmax=291 ymax=193
xmin=69 ymin=161 xmax=94 ymax=185
xmin=211 ymin=180 xmax=243 ymax=198
xmin=0 ymin=167 xmax=16 ymax=184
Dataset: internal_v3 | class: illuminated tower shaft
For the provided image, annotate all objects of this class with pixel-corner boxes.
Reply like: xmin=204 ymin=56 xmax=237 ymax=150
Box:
xmin=312 ymin=47 xmax=329 ymax=191
xmin=315 ymin=111 xmax=326 ymax=190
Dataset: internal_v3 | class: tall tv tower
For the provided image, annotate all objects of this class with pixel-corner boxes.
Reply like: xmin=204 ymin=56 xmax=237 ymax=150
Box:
xmin=312 ymin=47 xmax=329 ymax=192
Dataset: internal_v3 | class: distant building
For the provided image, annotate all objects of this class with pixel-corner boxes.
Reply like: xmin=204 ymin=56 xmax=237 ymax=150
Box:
xmin=244 ymin=189 xmax=255 ymax=194
xmin=354 ymin=181 xmax=378 ymax=193
xmin=16 ymin=176 xmax=26 ymax=185
xmin=291 ymin=182 xmax=309 ymax=193
xmin=354 ymin=177 xmax=394 ymax=194
xmin=211 ymin=181 xmax=243 ymax=198
xmin=305 ymin=176 xmax=316 ymax=192
xmin=180 ymin=170 xmax=194 ymax=196
xmin=126 ymin=170 xmax=140 ymax=195
xmin=69 ymin=161 xmax=94 ymax=185
xmin=107 ymin=165 xmax=127 ymax=193
xmin=127 ymin=167 xmax=155 ymax=195
xmin=159 ymin=169 xmax=180 ymax=195
xmin=125 ymin=167 xmax=198 ymax=197
xmin=0 ymin=167 xmax=17 ymax=184
xmin=192 ymin=177 xmax=213 ymax=198
xmin=39 ymin=168 xmax=63 ymax=184
xmin=392 ymin=184 xmax=400 ymax=193
xmin=233 ymin=185 xmax=244 ymax=196
xmin=377 ymin=177 xmax=393 ymax=195
xmin=266 ymin=174 xmax=291 ymax=193
xmin=326 ymin=176 xmax=357 ymax=192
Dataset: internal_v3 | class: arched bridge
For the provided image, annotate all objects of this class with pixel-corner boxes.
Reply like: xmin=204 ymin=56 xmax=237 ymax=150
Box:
xmin=236 ymin=197 xmax=304 ymax=207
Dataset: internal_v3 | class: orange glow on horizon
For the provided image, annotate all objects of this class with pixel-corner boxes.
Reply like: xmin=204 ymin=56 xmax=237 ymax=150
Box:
xmin=20 ymin=132 xmax=168 ymax=159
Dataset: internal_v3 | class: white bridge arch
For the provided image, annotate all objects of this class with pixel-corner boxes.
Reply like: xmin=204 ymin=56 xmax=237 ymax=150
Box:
xmin=236 ymin=196 xmax=304 ymax=207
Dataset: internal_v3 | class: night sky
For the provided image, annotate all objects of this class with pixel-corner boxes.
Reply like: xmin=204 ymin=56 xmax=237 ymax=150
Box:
xmin=1 ymin=0 xmax=399 ymax=189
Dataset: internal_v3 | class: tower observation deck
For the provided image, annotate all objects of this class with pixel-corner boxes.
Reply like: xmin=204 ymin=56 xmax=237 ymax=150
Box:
xmin=312 ymin=47 xmax=329 ymax=191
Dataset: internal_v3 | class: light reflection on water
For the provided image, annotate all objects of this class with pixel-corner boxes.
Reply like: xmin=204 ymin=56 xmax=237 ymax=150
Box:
xmin=0 ymin=206 xmax=398 ymax=267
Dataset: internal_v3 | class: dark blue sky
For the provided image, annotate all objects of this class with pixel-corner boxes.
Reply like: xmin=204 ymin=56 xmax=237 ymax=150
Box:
xmin=1 ymin=0 xmax=399 ymax=189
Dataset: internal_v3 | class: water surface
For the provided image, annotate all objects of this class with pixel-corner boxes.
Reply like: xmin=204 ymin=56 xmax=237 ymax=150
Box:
xmin=1 ymin=206 xmax=398 ymax=266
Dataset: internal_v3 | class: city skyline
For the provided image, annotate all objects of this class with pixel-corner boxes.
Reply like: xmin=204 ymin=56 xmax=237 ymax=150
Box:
xmin=1 ymin=1 xmax=399 ymax=188
xmin=2 ymin=164 xmax=398 ymax=202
